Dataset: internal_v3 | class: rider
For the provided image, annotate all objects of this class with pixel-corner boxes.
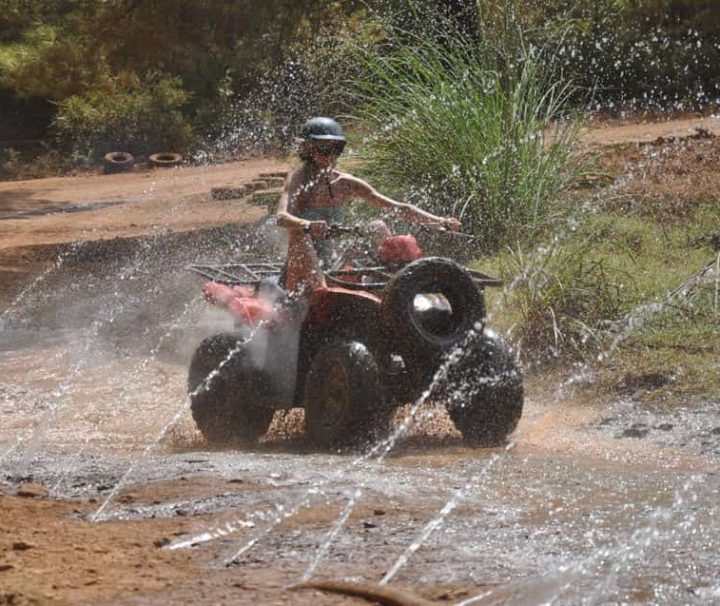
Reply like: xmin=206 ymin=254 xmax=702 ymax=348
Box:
xmin=276 ymin=117 xmax=461 ymax=293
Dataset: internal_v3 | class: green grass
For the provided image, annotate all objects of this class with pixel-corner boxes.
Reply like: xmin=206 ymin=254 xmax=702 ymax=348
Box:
xmin=596 ymin=330 xmax=720 ymax=409
xmin=478 ymin=197 xmax=720 ymax=408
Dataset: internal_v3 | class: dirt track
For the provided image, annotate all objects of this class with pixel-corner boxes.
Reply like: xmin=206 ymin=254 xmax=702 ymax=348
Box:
xmin=1 ymin=117 xmax=720 ymax=605
xmin=0 ymin=158 xmax=291 ymax=249
xmin=579 ymin=114 xmax=720 ymax=146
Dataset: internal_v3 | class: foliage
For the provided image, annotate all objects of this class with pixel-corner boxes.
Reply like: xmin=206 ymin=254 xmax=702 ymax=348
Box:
xmin=352 ymin=15 xmax=583 ymax=251
xmin=0 ymin=0 xmax=370 ymax=156
xmin=488 ymin=209 xmax=719 ymax=363
xmin=52 ymin=74 xmax=194 ymax=160
xmin=494 ymin=233 xmax=633 ymax=361
xmin=389 ymin=0 xmax=720 ymax=111
xmin=0 ymin=23 xmax=111 ymax=101
xmin=0 ymin=146 xmax=21 ymax=177
xmin=0 ymin=146 xmax=66 ymax=180
xmin=525 ymin=0 xmax=720 ymax=110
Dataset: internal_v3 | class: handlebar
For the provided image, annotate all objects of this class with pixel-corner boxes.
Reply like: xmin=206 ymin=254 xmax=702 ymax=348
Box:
xmin=303 ymin=223 xmax=363 ymax=237
xmin=416 ymin=224 xmax=475 ymax=239
xmin=304 ymin=222 xmax=473 ymax=239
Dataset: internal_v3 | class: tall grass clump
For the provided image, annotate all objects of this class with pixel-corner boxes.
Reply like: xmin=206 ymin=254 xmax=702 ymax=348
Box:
xmin=352 ymin=20 xmax=582 ymax=251
xmin=495 ymin=237 xmax=633 ymax=361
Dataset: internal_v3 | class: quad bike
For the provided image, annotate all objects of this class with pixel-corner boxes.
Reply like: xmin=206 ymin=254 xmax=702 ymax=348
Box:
xmin=187 ymin=225 xmax=523 ymax=449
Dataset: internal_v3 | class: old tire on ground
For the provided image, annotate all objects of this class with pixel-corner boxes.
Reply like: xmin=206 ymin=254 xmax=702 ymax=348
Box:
xmin=445 ymin=329 xmax=523 ymax=446
xmin=148 ymin=152 xmax=183 ymax=168
xmin=103 ymin=151 xmax=134 ymax=174
xmin=304 ymin=341 xmax=391 ymax=449
xmin=381 ymin=257 xmax=485 ymax=364
xmin=188 ymin=333 xmax=274 ymax=444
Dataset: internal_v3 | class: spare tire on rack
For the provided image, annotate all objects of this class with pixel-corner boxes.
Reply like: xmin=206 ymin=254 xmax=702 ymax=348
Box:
xmin=103 ymin=151 xmax=135 ymax=174
xmin=381 ymin=257 xmax=486 ymax=366
xmin=148 ymin=152 xmax=183 ymax=168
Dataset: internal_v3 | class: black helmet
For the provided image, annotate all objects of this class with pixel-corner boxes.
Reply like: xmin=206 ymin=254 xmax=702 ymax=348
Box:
xmin=300 ymin=117 xmax=346 ymax=142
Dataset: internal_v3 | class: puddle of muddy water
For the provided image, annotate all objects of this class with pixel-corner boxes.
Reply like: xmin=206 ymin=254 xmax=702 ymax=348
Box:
xmin=9 ymin=443 xmax=715 ymax=605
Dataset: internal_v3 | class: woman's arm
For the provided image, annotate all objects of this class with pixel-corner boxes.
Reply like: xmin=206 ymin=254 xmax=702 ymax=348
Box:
xmin=276 ymin=171 xmax=308 ymax=230
xmin=342 ymin=174 xmax=461 ymax=230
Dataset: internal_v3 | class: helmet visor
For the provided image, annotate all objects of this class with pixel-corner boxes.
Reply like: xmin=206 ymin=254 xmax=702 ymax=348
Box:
xmin=313 ymin=140 xmax=346 ymax=157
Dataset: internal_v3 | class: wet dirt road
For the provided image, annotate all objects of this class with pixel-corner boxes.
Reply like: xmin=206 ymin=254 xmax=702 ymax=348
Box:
xmin=1 ymin=228 xmax=719 ymax=605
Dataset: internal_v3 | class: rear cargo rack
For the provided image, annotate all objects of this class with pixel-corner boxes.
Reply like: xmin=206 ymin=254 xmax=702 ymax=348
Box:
xmin=189 ymin=262 xmax=284 ymax=284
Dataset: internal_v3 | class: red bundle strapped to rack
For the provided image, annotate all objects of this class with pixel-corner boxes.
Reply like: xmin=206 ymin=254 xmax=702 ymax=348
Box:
xmin=378 ymin=235 xmax=422 ymax=265
xmin=202 ymin=282 xmax=277 ymax=326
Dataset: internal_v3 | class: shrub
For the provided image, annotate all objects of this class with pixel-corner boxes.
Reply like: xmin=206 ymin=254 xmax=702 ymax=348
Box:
xmin=51 ymin=74 xmax=194 ymax=162
xmin=496 ymin=236 xmax=634 ymax=361
xmin=0 ymin=24 xmax=111 ymax=101
xmin=0 ymin=147 xmax=21 ymax=177
xmin=352 ymin=22 xmax=582 ymax=251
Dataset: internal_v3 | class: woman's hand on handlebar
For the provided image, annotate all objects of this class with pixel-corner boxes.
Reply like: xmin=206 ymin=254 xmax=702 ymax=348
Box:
xmin=443 ymin=217 xmax=462 ymax=232
xmin=303 ymin=220 xmax=329 ymax=237
xmin=420 ymin=218 xmax=462 ymax=232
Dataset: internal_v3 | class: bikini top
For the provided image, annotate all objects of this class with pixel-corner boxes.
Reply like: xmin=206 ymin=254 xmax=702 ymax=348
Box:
xmin=297 ymin=206 xmax=344 ymax=224
xmin=293 ymin=166 xmax=345 ymax=266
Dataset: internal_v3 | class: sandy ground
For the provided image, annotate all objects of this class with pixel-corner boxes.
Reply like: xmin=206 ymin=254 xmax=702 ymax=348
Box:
xmin=1 ymin=117 xmax=719 ymax=605
xmin=579 ymin=114 xmax=720 ymax=146
xmin=0 ymin=158 xmax=290 ymax=250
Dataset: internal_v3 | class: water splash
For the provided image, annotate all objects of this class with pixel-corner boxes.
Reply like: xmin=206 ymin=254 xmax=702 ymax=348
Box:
xmin=601 ymin=254 xmax=720 ymax=360
xmin=0 ymin=239 xmax=90 ymax=325
xmin=301 ymin=488 xmax=362 ymax=582
xmin=49 ymin=294 xmax=204 ymax=494
xmin=381 ymin=442 xmax=515 ymax=585
xmin=461 ymin=472 xmax=712 ymax=606
xmin=91 ymin=322 xmax=265 ymax=521
xmin=10 ymin=320 xmax=104 ymax=477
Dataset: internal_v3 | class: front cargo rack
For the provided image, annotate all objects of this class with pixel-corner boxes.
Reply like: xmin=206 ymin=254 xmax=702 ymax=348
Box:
xmin=188 ymin=262 xmax=503 ymax=291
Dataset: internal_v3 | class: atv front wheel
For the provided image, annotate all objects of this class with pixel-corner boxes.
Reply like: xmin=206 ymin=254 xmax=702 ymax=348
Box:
xmin=188 ymin=333 xmax=275 ymax=444
xmin=444 ymin=329 xmax=523 ymax=446
xmin=304 ymin=341 xmax=391 ymax=449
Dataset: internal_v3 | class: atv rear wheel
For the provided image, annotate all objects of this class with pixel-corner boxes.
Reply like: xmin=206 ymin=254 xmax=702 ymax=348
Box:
xmin=304 ymin=341 xmax=391 ymax=449
xmin=188 ymin=333 xmax=274 ymax=444
xmin=444 ymin=329 xmax=523 ymax=446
